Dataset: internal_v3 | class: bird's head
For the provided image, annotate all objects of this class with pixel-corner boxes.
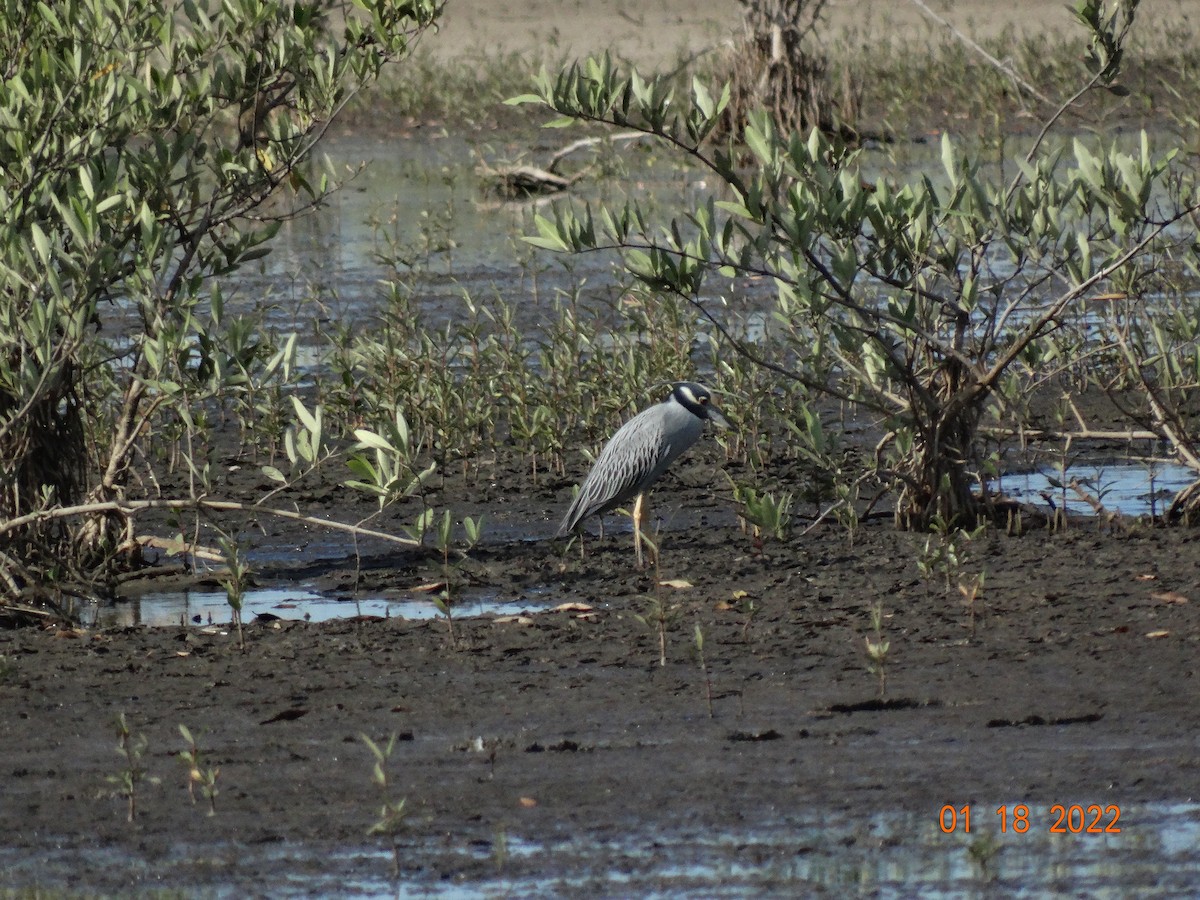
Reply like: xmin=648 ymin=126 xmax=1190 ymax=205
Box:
xmin=671 ymin=382 xmax=730 ymax=429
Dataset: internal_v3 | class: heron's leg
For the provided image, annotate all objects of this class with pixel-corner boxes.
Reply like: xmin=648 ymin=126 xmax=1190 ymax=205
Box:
xmin=632 ymin=492 xmax=644 ymax=569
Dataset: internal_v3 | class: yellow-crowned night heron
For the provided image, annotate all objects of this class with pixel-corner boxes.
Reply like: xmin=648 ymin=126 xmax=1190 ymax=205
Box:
xmin=556 ymin=382 xmax=729 ymax=566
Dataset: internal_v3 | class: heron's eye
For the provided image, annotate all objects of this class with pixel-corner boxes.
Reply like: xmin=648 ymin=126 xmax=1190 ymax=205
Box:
xmin=699 ymin=395 xmax=708 ymax=404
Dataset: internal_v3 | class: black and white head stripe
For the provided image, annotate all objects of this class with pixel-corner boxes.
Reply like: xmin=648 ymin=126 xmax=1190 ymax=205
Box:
xmin=674 ymin=382 xmax=708 ymax=409
xmin=670 ymin=382 xmax=728 ymax=427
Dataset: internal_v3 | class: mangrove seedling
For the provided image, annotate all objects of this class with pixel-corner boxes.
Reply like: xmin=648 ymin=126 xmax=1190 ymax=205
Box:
xmin=217 ymin=535 xmax=249 ymax=651
xmin=958 ymin=572 xmax=987 ymax=641
xmin=362 ymin=732 xmax=408 ymax=878
xmin=864 ymin=602 xmax=891 ymax=700
xmin=730 ymin=477 xmax=794 ymax=552
xmin=429 ymin=511 xmax=483 ymax=648
xmin=734 ymin=591 xmax=760 ymax=642
xmin=178 ymin=724 xmax=219 ymax=816
xmin=917 ymin=515 xmax=986 ymax=593
xmin=635 ymin=572 xmax=683 ymax=667
xmin=967 ymin=831 xmax=1004 ymax=883
xmin=108 ymin=712 xmax=158 ymax=824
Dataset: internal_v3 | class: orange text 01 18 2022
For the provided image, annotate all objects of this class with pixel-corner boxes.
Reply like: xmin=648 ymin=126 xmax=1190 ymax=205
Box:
xmin=939 ymin=804 xmax=1122 ymax=834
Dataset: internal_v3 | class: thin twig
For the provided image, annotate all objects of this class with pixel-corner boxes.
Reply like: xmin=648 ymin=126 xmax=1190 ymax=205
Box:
xmin=906 ymin=0 xmax=1054 ymax=108
xmin=0 ymin=498 xmax=423 ymax=548
xmin=978 ymin=425 xmax=1160 ymax=442
xmin=547 ymin=131 xmax=650 ymax=174
xmin=799 ymin=498 xmax=846 ymax=536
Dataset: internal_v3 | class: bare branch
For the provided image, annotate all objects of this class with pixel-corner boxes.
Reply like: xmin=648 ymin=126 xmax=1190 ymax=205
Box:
xmin=0 ymin=498 xmax=423 ymax=549
xmin=906 ymin=0 xmax=1054 ymax=108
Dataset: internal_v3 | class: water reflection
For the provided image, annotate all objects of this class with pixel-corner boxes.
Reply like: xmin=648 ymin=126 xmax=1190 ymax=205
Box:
xmin=96 ymin=585 xmax=558 ymax=628
xmin=5 ymin=803 xmax=1195 ymax=896
xmin=995 ymin=460 xmax=1195 ymax=518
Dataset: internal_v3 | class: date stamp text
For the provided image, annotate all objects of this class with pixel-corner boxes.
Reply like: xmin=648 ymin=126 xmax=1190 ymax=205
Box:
xmin=939 ymin=804 xmax=1122 ymax=834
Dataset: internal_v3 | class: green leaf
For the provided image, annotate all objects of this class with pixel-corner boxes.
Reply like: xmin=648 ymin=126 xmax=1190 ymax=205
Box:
xmin=353 ymin=429 xmax=396 ymax=453
xmin=692 ymin=76 xmax=714 ymax=120
xmin=524 ymin=235 xmax=571 ymax=252
xmin=464 ymin=516 xmax=481 ymax=543
xmin=346 ymin=455 xmax=379 ymax=482
xmin=504 ymin=93 xmax=544 ymax=105
xmin=291 ymin=396 xmax=320 ymax=434
xmin=940 ymin=132 xmax=958 ymax=183
xmin=715 ymin=200 xmax=754 ymax=221
xmin=744 ymin=123 xmax=771 ymax=165
xmin=345 ymin=481 xmax=387 ymax=498
xmin=29 ymin=223 xmax=51 ymax=263
xmin=96 ymin=194 xmax=125 ymax=214
xmin=527 ymin=214 xmax=571 ymax=251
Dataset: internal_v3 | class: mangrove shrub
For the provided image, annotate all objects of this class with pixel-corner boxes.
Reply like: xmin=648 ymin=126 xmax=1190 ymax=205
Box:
xmin=0 ymin=0 xmax=440 ymax=595
xmin=516 ymin=0 xmax=1200 ymax=529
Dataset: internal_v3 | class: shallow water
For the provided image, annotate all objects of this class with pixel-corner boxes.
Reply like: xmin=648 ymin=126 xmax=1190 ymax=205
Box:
xmin=4 ymin=802 xmax=1196 ymax=897
xmin=995 ymin=460 xmax=1195 ymax=519
xmin=229 ymin=131 xmax=726 ymax=334
xmin=94 ymin=585 xmax=559 ymax=628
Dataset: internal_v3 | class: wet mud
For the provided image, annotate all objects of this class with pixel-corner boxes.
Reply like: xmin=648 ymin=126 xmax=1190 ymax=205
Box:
xmin=2 ymin=434 xmax=1200 ymax=894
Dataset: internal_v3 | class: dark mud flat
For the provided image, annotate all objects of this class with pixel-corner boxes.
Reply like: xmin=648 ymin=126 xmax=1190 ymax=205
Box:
xmin=3 ymin=489 xmax=1200 ymax=894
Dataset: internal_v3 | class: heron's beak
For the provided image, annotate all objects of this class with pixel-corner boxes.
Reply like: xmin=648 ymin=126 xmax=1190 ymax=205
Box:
xmin=707 ymin=404 xmax=731 ymax=430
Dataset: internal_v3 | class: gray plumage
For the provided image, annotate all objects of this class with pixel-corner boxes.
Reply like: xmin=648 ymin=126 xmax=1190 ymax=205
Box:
xmin=556 ymin=382 xmax=729 ymax=538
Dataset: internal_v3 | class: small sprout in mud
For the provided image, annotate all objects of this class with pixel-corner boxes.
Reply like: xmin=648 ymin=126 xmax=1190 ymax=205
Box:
xmin=864 ymin=602 xmax=890 ymax=700
xmin=1045 ymin=406 xmax=1077 ymax=532
xmin=959 ymin=573 xmax=987 ymax=640
xmin=263 ymin=396 xmax=330 ymax=492
xmin=217 ymin=535 xmax=250 ymax=651
xmin=0 ymin=654 xmax=12 ymax=684
xmin=635 ymin=583 xmax=682 ymax=667
xmin=470 ymin=735 xmax=500 ymax=779
xmin=1064 ymin=474 xmax=1122 ymax=534
xmin=729 ymin=478 xmax=793 ymax=552
xmin=732 ymin=590 xmax=760 ymax=642
xmin=1146 ymin=456 xmax=1166 ymax=523
xmin=178 ymin=724 xmax=219 ymax=816
xmin=436 ymin=509 xmax=454 ymax=565
xmin=916 ymin=535 xmax=948 ymax=588
xmin=429 ymin=512 xmax=484 ymax=648
xmin=431 ymin=589 xmax=459 ymax=647
xmin=967 ymin=831 xmax=1003 ymax=882
xmin=694 ymin=620 xmax=714 ymax=718
xmin=918 ymin=517 xmax=986 ymax=593
xmin=434 ymin=510 xmax=483 ymax=566
xmin=107 ymin=712 xmax=159 ymax=824
xmin=362 ymin=732 xmax=408 ymax=878
xmin=401 ymin=507 xmax=436 ymax=547
xmin=557 ymin=532 xmax=581 ymax=571
xmin=832 ymin=480 xmax=865 ymax=548
xmin=346 ymin=409 xmax=437 ymax=507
